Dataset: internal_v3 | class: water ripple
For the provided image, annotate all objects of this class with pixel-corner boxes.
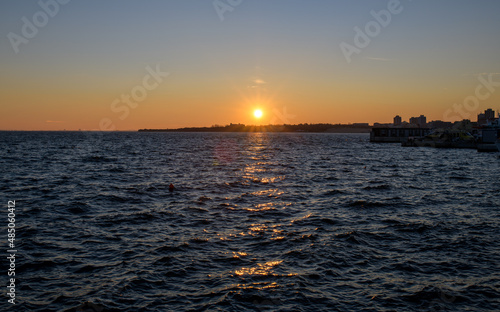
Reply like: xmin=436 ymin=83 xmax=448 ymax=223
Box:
xmin=0 ymin=131 xmax=499 ymax=311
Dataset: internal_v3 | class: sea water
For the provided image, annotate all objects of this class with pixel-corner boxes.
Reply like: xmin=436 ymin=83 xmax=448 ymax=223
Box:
xmin=1 ymin=131 xmax=499 ymax=311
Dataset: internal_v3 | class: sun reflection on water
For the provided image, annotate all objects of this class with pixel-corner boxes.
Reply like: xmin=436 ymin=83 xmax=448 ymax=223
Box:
xmin=235 ymin=282 xmax=279 ymax=290
xmin=232 ymin=251 xmax=248 ymax=259
xmin=234 ymin=260 xmax=283 ymax=277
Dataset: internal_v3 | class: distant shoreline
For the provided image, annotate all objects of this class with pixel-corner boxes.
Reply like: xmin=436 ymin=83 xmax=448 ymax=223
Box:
xmin=138 ymin=124 xmax=372 ymax=133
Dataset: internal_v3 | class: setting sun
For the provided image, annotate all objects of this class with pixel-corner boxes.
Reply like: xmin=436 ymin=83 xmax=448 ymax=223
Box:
xmin=254 ymin=109 xmax=263 ymax=119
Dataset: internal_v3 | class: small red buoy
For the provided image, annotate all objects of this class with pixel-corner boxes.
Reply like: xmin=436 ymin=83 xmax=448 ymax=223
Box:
xmin=169 ymin=183 xmax=175 ymax=192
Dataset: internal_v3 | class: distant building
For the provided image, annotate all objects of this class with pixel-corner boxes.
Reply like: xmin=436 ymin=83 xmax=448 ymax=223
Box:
xmin=477 ymin=109 xmax=497 ymax=125
xmin=418 ymin=115 xmax=427 ymax=127
xmin=393 ymin=115 xmax=402 ymax=126
xmin=477 ymin=113 xmax=487 ymax=125
xmin=428 ymin=120 xmax=453 ymax=129
xmin=485 ymin=108 xmax=495 ymax=121
xmin=409 ymin=115 xmax=427 ymax=127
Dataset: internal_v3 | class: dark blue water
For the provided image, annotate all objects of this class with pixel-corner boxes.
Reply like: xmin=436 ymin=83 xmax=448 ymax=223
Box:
xmin=1 ymin=131 xmax=499 ymax=311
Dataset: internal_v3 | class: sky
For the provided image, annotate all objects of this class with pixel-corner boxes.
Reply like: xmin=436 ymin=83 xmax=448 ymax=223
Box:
xmin=1 ymin=0 xmax=499 ymax=130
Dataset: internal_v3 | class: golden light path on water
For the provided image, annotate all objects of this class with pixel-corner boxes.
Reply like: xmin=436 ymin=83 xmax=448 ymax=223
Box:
xmin=211 ymin=133 xmax=302 ymax=290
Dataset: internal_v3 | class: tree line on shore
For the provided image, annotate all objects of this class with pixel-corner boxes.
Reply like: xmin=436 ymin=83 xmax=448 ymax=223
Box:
xmin=138 ymin=123 xmax=372 ymax=133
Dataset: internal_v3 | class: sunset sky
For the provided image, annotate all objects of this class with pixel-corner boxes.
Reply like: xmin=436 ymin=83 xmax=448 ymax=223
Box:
xmin=1 ymin=0 xmax=499 ymax=130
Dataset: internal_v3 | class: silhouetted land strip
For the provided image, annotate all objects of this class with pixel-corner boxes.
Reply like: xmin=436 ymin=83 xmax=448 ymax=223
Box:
xmin=139 ymin=124 xmax=371 ymax=133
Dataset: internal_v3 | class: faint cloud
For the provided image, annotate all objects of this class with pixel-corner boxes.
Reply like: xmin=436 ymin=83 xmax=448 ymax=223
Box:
xmin=248 ymin=77 xmax=267 ymax=89
xmin=254 ymin=78 xmax=266 ymax=84
xmin=45 ymin=120 xmax=64 ymax=123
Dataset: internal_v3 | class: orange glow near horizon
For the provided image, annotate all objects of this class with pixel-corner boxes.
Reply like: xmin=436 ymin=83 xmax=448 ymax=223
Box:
xmin=1 ymin=77 xmax=500 ymax=130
